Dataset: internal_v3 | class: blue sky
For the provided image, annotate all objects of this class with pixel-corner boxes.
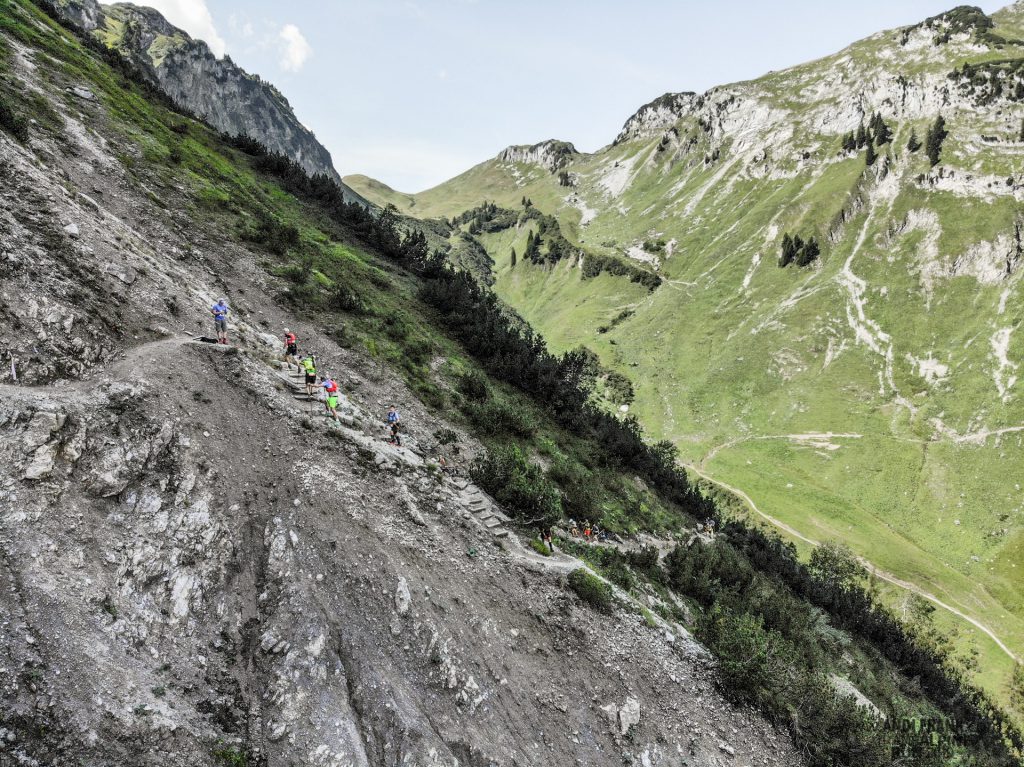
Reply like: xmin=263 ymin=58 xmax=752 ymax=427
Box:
xmin=137 ymin=0 xmax=1006 ymax=192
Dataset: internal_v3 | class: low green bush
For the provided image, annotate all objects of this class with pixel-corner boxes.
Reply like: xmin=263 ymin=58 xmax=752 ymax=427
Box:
xmin=456 ymin=370 xmax=490 ymax=401
xmin=567 ymin=568 xmax=613 ymax=612
xmin=0 ymin=96 xmax=29 ymax=142
xmin=470 ymin=445 xmax=561 ymax=527
xmin=464 ymin=397 xmax=536 ymax=436
xmin=528 ymin=538 xmax=551 ymax=556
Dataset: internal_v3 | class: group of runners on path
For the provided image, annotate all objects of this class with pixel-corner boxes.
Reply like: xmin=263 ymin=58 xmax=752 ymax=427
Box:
xmin=209 ymin=300 xmax=403 ymax=446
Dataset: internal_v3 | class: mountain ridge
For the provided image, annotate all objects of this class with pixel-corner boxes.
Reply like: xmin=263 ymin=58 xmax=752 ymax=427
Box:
xmin=52 ymin=0 xmax=360 ymax=198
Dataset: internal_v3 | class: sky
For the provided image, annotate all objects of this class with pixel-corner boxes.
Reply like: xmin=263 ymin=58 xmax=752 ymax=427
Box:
xmin=134 ymin=0 xmax=1006 ymax=192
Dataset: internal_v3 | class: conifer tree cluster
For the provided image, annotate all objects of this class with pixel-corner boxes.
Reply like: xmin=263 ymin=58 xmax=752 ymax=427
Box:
xmin=510 ymin=247 xmax=517 ymax=268
xmin=523 ymin=230 xmax=541 ymax=262
xmin=779 ymin=232 xmax=821 ymax=268
xmin=841 ymin=112 xmax=892 ymax=166
xmin=868 ymin=112 xmax=892 ymax=144
xmin=925 ymin=115 xmax=948 ymax=166
xmin=557 ymin=170 xmax=572 ymax=187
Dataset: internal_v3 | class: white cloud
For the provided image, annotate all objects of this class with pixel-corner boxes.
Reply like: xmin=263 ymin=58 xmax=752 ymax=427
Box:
xmin=227 ymin=13 xmax=253 ymax=39
xmin=137 ymin=0 xmax=227 ymax=57
xmin=278 ymin=24 xmax=312 ymax=73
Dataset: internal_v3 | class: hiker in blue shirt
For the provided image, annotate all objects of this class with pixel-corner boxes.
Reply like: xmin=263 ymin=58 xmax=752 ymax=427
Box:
xmin=386 ymin=406 xmax=401 ymax=446
xmin=210 ymin=298 xmax=229 ymax=345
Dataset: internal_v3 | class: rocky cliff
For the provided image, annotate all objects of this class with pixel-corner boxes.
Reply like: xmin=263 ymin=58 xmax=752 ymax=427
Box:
xmin=497 ymin=140 xmax=580 ymax=172
xmin=53 ymin=0 xmax=352 ymax=193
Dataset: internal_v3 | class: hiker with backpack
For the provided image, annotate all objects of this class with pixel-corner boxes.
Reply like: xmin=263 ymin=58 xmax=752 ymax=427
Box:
xmin=386 ymin=406 xmax=401 ymax=447
xmin=210 ymin=298 xmax=229 ymax=344
xmin=301 ymin=354 xmax=317 ymax=396
xmin=321 ymin=374 xmax=340 ymax=417
xmin=325 ymin=388 xmax=340 ymax=422
xmin=283 ymin=328 xmax=298 ymax=365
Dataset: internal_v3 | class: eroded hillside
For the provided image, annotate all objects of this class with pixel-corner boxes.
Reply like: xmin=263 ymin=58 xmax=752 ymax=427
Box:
xmin=0 ymin=2 xmax=810 ymax=764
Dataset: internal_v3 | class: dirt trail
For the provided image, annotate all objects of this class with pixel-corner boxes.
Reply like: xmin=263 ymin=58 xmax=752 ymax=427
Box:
xmin=684 ymin=462 xmax=1021 ymax=663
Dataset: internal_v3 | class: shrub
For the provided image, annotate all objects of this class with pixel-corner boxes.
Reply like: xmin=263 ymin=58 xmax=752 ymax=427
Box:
xmin=456 ymin=370 xmax=490 ymax=401
xmin=567 ymin=568 xmax=613 ymax=612
xmin=603 ymin=370 xmax=634 ymax=405
xmin=548 ymin=456 xmax=598 ymax=520
xmin=470 ymin=445 xmax=561 ymax=527
xmin=529 ymin=538 xmax=551 ymax=556
xmin=433 ymin=428 xmax=459 ymax=446
xmin=698 ymin=607 xmax=799 ymax=710
xmin=464 ymin=398 xmax=536 ymax=437
xmin=212 ymin=744 xmax=248 ymax=767
xmin=0 ymin=96 xmax=29 ymax=142
xmin=330 ymin=285 xmax=365 ymax=314
xmin=242 ymin=213 xmax=300 ymax=255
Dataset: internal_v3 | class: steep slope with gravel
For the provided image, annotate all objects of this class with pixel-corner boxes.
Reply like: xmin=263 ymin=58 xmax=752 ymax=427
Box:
xmin=0 ymin=3 xmax=804 ymax=765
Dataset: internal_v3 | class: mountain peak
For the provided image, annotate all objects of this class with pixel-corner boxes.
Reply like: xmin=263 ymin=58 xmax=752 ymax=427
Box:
xmin=614 ymin=92 xmax=700 ymax=145
xmin=497 ymin=140 xmax=579 ymax=172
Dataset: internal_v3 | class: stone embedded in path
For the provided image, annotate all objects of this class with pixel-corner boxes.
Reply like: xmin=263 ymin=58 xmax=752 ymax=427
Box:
xmin=395 ymin=577 xmax=411 ymax=616
xmin=619 ymin=697 xmax=641 ymax=736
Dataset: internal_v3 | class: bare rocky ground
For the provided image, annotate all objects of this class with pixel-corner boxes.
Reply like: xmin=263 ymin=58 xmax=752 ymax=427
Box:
xmin=0 ymin=32 xmax=801 ymax=767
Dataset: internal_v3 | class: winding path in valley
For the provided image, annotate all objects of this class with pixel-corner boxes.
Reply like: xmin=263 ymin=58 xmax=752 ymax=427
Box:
xmin=683 ymin=461 xmax=1021 ymax=664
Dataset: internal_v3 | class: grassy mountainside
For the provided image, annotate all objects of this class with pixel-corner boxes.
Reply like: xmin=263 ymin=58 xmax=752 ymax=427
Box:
xmin=348 ymin=4 xmax=1024 ymax=712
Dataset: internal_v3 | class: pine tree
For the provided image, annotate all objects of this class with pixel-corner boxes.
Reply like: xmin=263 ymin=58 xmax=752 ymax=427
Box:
xmin=926 ymin=115 xmax=947 ymax=166
xmin=855 ymin=123 xmax=867 ymax=148
xmin=865 ymin=139 xmax=878 ymax=167
xmin=907 ymin=128 xmax=922 ymax=153
xmin=779 ymin=233 xmax=796 ymax=267
xmin=842 ymin=132 xmax=856 ymax=152
xmin=797 ymin=237 xmax=821 ymax=267
xmin=510 ymin=247 xmax=517 ymax=268
xmin=873 ymin=113 xmax=892 ymax=145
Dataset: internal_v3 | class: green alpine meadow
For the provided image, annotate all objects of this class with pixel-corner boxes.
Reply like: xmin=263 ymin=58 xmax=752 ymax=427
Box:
xmin=348 ymin=4 xmax=1024 ymax=713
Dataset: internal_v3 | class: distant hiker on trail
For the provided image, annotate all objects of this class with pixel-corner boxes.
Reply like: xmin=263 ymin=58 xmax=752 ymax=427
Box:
xmin=568 ymin=518 xmax=579 ymax=537
xmin=301 ymin=354 xmax=317 ymax=396
xmin=210 ymin=298 xmax=229 ymax=344
xmin=387 ymin=407 xmax=402 ymax=447
xmin=543 ymin=528 xmax=554 ymax=553
xmin=321 ymin=374 xmax=339 ymax=414
xmin=583 ymin=521 xmax=592 ymax=541
xmin=283 ymin=328 xmax=298 ymax=365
